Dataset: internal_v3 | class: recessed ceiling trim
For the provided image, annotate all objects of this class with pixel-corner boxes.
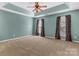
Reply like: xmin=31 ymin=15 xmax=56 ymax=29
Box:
xmin=0 ymin=7 xmax=34 ymax=17
xmin=3 ymin=3 xmax=34 ymax=16
xmin=35 ymin=3 xmax=69 ymax=16
xmin=34 ymin=8 xmax=79 ymax=18
xmin=10 ymin=2 xmax=33 ymax=12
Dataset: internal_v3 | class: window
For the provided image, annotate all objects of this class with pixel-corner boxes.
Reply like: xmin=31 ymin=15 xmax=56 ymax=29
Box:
xmin=60 ymin=16 xmax=66 ymax=40
xmin=38 ymin=19 xmax=42 ymax=36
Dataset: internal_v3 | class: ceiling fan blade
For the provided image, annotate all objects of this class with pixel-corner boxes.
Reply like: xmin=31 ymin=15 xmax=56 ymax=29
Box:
xmin=41 ymin=5 xmax=47 ymax=8
xmin=27 ymin=6 xmax=34 ymax=8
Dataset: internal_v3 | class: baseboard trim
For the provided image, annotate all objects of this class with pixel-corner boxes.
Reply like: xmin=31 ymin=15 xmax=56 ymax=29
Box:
xmin=0 ymin=35 xmax=32 ymax=42
xmin=45 ymin=36 xmax=55 ymax=39
xmin=73 ymin=41 xmax=79 ymax=43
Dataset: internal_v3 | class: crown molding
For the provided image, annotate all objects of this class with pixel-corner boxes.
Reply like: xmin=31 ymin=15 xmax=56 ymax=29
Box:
xmin=33 ymin=8 xmax=79 ymax=18
xmin=0 ymin=7 xmax=34 ymax=17
xmin=0 ymin=7 xmax=79 ymax=18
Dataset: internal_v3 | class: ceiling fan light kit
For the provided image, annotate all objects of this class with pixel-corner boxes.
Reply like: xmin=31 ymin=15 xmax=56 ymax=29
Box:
xmin=27 ymin=2 xmax=47 ymax=13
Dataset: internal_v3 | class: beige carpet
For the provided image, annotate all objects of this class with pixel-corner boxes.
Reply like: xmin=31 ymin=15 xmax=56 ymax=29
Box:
xmin=0 ymin=36 xmax=79 ymax=56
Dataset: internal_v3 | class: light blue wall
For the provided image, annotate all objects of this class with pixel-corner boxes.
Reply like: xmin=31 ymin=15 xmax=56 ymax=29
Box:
xmin=33 ymin=10 xmax=79 ymax=41
xmin=0 ymin=10 xmax=33 ymax=41
xmin=32 ymin=18 xmax=37 ymax=35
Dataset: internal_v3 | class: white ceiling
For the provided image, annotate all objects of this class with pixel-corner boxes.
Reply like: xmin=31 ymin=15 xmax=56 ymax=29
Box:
xmin=11 ymin=2 xmax=64 ymax=12
xmin=0 ymin=2 xmax=64 ymax=12
xmin=0 ymin=2 xmax=7 ymax=7
xmin=0 ymin=2 xmax=79 ymax=12
xmin=0 ymin=2 xmax=79 ymax=17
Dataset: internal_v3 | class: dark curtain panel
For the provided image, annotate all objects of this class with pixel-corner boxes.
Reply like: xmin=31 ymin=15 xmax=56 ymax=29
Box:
xmin=55 ymin=16 xmax=61 ymax=39
xmin=35 ymin=19 xmax=39 ymax=35
xmin=66 ymin=15 xmax=72 ymax=41
xmin=41 ymin=19 xmax=45 ymax=37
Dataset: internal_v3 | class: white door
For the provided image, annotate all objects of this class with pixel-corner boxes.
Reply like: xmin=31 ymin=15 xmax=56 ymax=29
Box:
xmin=60 ymin=16 xmax=66 ymax=41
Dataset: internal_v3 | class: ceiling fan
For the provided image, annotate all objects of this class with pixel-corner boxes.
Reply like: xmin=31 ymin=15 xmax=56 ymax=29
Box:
xmin=27 ymin=2 xmax=47 ymax=13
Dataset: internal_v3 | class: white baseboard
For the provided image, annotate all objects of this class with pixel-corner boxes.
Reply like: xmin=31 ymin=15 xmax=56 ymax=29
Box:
xmin=0 ymin=35 xmax=32 ymax=42
xmin=45 ymin=36 xmax=55 ymax=39
xmin=73 ymin=41 xmax=79 ymax=43
xmin=45 ymin=36 xmax=79 ymax=43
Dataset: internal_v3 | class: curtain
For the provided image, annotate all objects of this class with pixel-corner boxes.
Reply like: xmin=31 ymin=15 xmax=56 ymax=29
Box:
xmin=55 ymin=16 xmax=61 ymax=39
xmin=66 ymin=15 xmax=72 ymax=41
xmin=41 ymin=19 xmax=45 ymax=37
xmin=35 ymin=19 xmax=39 ymax=35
